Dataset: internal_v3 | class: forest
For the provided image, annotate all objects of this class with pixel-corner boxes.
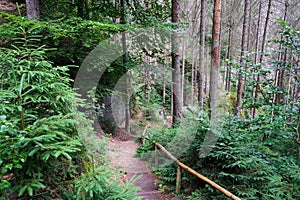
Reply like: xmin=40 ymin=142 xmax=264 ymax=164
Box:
xmin=0 ymin=0 xmax=299 ymax=199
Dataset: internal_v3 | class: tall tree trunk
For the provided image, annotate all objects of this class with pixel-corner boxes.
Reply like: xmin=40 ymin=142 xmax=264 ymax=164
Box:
xmin=236 ymin=0 xmax=250 ymax=116
xmin=163 ymin=53 xmax=167 ymax=107
xmin=191 ymin=45 xmax=195 ymax=106
xmin=252 ymin=0 xmax=262 ymax=118
xmin=78 ymin=0 xmax=84 ymax=18
xmin=274 ymin=1 xmax=289 ymax=105
xmin=205 ymin=47 xmax=209 ymax=94
xmin=253 ymin=0 xmax=272 ymax=119
xmin=199 ymin=0 xmax=222 ymax=158
xmin=25 ymin=0 xmax=40 ymax=20
xmin=209 ymin=0 xmax=222 ymax=120
xmin=198 ymin=0 xmax=206 ymax=109
xmin=77 ymin=0 xmax=90 ymax=19
xmin=182 ymin=39 xmax=186 ymax=106
xmin=172 ymin=0 xmax=182 ymax=125
xmin=225 ymin=16 xmax=233 ymax=92
xmin=145 ymin=57 xmax=151 ymax=104
xmin=258 ymin=0 xmax=272 ymax=139
xmin=254 ymin=0 xmax=262 ymax=64
xmin=121 ymin=0 xmax=130 ymax=133
xmin=246 ymin=0 xmax=253 ymax=52
xmin=84 ymin=0 xmax=90 ymax=19
xmin=259 ymin=0 xmax=272 ymax=64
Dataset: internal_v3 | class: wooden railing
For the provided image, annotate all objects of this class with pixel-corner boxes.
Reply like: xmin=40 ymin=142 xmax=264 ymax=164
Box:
xmin=141 ymin=126 xmax=241 ymax=200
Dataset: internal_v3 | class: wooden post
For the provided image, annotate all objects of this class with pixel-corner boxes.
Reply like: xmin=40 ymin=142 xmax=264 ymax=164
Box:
xmin=142 ymin=124 xmax=149 ymax=145
xmin=154 ymin=145 xmax=158 ymax=167
xmin=175 ymin=165 xmax=181 ymax=194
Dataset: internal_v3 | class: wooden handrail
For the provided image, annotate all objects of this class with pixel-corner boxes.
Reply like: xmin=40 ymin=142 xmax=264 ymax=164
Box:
xmin=142 ymin=136 xmax=241 ymax=200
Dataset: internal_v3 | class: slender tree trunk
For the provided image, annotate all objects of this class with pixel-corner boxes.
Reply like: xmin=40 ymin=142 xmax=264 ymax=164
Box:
xmin=172 ymin=0 xmax=182 ymax=125
xmin=225 ymin=2 xmax=235 ymax=92
xmin=252 ymin=0 xmax=262 ymax=118
xmin=259 ymin=0 xmax=272 ymax=139
xmin=246 ymin=0 xmax=252 ymax=52
xmin=236 ymin=0 xmax=250 ymax=116
xmin=225 ymin=19 xmax=232 ymax=92
xmin=198 ymin=0 xmax=206 ymax=109
xmin=121 ymin=0 xmax=130 ymax=133
xmin=171 ymin=83 xmax=174 ymax=119
xmin=25 ymin=0 xmax=40 ymax=20
xmin=205 ymin=47 xmax=209 ymax=95
xmin=209 ymin=0 xmax=222 ymax=120
xmin=274 ymin=1 xmax=289 ymax=105
xmin=182 ymin=39 xmax=186 ymax=106
xmin=259 ymin=0 xmax=272 ymax=64
xmin=163 ymin=53 xmax=167 ymax=107
xmin=191 ymin=46 xmax=195 ymax=106
xmin=254 ymin=0 xmax=262 ymax=64
xmin=253 ymin=0 xmax=272 ymax=119
xmin=78 ymin=0 xmax=84 ymax=18
xmin=145 ymin=57 xmax=151 ymax=104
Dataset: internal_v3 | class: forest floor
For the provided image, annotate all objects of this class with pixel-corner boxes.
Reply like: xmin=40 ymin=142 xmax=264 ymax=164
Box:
xmin=107 ymin=129 xmax=174 ymax=200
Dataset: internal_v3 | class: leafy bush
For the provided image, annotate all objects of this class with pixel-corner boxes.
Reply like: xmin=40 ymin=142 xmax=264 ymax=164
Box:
xmin=0 ymin=12 xmax=124 ymax=66
xmin=0 ymin=24 xmax=140 ymax=199
xmin=69 ymin=162 xmax=141 ymax=200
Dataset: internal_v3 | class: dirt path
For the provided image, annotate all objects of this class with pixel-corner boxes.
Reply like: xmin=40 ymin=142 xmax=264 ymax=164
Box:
xmin=108 ymin=138 xmax=169 ymax=200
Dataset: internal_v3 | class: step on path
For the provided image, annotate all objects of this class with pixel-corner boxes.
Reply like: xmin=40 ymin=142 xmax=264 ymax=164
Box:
xmin=108 ymin=139 xmax=169 ymax=200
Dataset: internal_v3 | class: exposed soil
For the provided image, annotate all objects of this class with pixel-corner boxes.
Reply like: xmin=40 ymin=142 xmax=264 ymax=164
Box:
xmin=0 ymin=0 xmax=15 ymax=11
xmin=108 ymin=131 xmax=173 ymax=200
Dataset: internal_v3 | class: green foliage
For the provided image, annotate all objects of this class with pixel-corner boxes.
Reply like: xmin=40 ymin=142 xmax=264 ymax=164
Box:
xmin=0 ymin=23 xmax=140 ymax=199
xmin=0 ymin=12 xmax=125 ymax=66
xmin=136 ymin=127 xmax=177 ymax=157
xmin=142 ymin=113 xmax=300 ymax=199
xmin=40 ymin=0 xmax=171 ymax=24
xmin=0 ymin=26 xmax=85 ymax=198
xmin=69 ymin=159 xmax=141 ymax=200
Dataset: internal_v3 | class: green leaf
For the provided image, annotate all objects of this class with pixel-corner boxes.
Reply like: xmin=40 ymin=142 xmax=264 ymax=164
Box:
xmin=27 ymin=186 xmax=33 ymax=196
xmin=28 ymin=148 xmax=39 ymax=157
xmin=19 ymin=74 xmax=26 ymax=95
xmin=18 ymin=185 xmax=27 ymax=197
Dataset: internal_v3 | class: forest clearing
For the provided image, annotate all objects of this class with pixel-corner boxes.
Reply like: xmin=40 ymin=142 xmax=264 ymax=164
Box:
xmin=0 ymin=0 xmax=299 ymax=199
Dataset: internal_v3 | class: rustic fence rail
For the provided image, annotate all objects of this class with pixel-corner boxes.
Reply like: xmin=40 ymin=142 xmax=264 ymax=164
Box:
xmin=141 ymin=126 xmax=241 ymax=200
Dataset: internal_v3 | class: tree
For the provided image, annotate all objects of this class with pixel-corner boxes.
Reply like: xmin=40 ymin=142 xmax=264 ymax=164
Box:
xmin=236 ymin=0 xmax=250 ymax=116
xmin=209 ymin=0 xmax=222 ymax=120
xmin=25 ymin=0 xmax=40 ymax=20
xmin=172 ymin=0 xmax=182 ymax=125
xmin=120 ymin=0 xmax=130 ymax=133
xmin=253 ymin=0 xmax=273 ymax=118
xmin=198 ymin=0 xmax=206 ymax=109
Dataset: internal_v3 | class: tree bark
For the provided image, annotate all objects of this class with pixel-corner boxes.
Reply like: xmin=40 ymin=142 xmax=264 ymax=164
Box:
xmin=225 ymin=14 xmax=233 ymax=92
xmin=181 ymin=39 xmax=186 ymax=106
xmin=25 ymin=0 xmax=40 ymax=20
xmin=121 ymin=0 xmax=130 ymax=133
xmin=236 ymin=0 xmax=250 ymax=116
xmin=191 ymin=45 xmax=195 ymax=106
xmin=253 ymin=0 xmax=272 ymax=119
xmin=172 ymin=0 xmax=182 ymax=125
xmin=274 ymin=1 xmax=289 ymax=105
xmin=252 ymin=0 xmax=262 ymax=118
xmin=259 ymin=0 xmax=272 ymax=64
xmin=254 ymin=0 xmax=262 ymax=64
xmin=198 ymin=0 xmax=206 ymax=110
xmin=209 ymin=0 xmax=222 ymax=120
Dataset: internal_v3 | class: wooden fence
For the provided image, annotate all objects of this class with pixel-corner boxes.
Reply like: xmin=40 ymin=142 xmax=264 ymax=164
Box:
xmin=141 ymin=126 xmax=241 ymax=200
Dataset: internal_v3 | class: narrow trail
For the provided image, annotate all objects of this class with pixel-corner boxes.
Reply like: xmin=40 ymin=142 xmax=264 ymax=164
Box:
xmin=108 ymin=137 xmax=170 ymax=200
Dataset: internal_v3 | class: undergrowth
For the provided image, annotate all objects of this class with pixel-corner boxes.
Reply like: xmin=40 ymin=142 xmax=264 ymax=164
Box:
xmin=0 ymin=17 xmax=140 ymax=199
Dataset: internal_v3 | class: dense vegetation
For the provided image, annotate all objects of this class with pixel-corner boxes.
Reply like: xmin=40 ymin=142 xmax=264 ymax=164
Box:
xmin=0 ymin=0 xmax=299 ymax=199
xmin=0 ymin=12 xmax=140 ymax=199
xmin=137 ymin=18 xmax=300 ymax=199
